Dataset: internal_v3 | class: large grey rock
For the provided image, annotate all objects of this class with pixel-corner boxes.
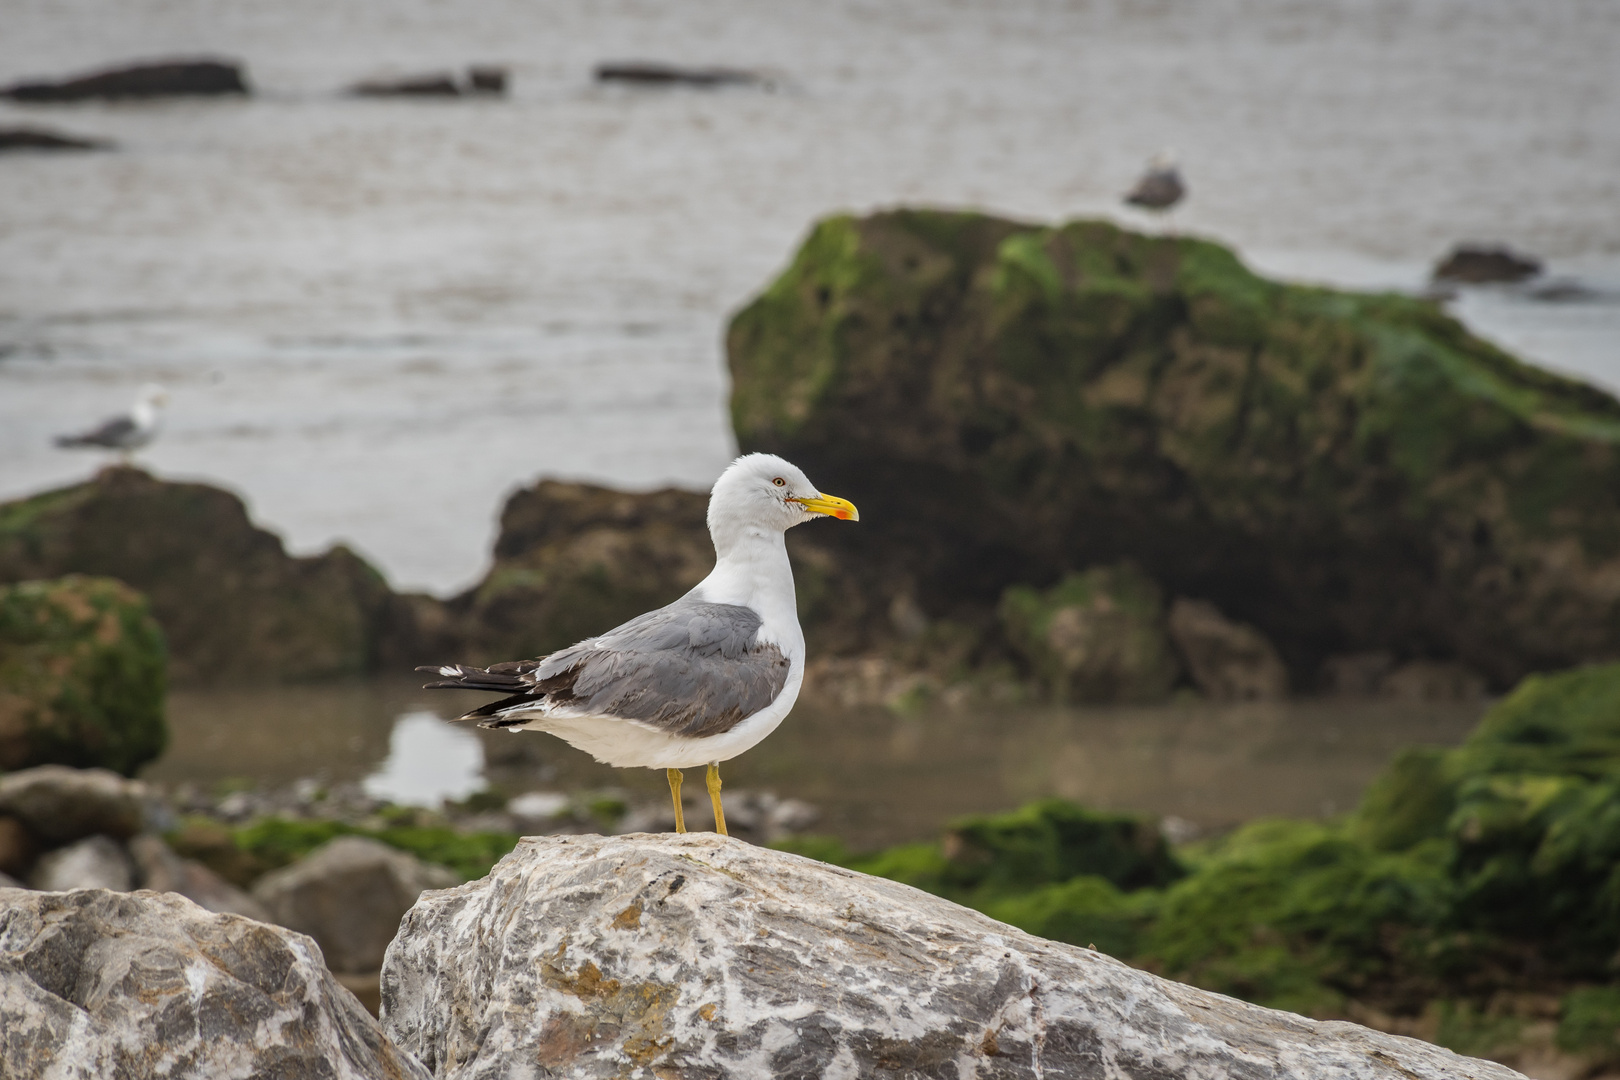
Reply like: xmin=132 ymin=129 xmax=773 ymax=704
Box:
xmin=0 ymin=765 xmax=147 ymax=845
xmin=253 ymin=836 xmax=457 ymax=974
xmin=1168 ymin=597 xmax=1291 ymax=701
xmin=0 ymin=887 xmax=427 ymax=1079
xmin=128 ymin=833 xmax=271 ymax=922
xmin=28 ymin=835 xmax=133 ymax=891
xmin=382 ymin=834 xmax=1524 ymax=1080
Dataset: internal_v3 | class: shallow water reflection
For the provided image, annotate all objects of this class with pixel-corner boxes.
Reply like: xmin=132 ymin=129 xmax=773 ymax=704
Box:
xmin=150 ymin=679 xmax=1484 ymax=850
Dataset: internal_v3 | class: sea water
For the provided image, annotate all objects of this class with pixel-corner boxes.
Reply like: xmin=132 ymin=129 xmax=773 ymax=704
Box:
xmin=2 ymin=0 xmax=1616 ymax=593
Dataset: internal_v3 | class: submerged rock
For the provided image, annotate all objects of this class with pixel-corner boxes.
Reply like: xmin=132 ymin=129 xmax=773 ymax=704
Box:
xmin=0 ymin=577 xmax=167 ymax=773
xmin=594 ymin=61 xmax=761 ymax=87
xmin=728 ymin=211 xmax=1620 ymax=689
xmin=0 ymin=125 xmax=111 ymax=151
xmin=0 ymin=888 xmax=428 ymax=1079
xmin=999 ymin=564 xmax=1179 ymax=702
xmin=1168 ymin=597 xmax=1290 ymax=700
xmin=252 ymin=836 xmax=457 ymax=975
xmin=381 ymin=833 xmax=1521 ymax=1079
xmin=2 ymin=59 xmax=248 ymax=101
xmin=0 ymin=468 xmax=400 ymax=684
xmin=1433 ymin=244 xmax=1543 ymax=284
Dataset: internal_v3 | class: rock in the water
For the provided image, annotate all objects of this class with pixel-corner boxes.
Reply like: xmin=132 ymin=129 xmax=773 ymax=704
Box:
xmin=0 ymin=765 xmax=148 ymax=845
xmin=0 ymin=887 xmax=428 ymax=1079
xmin=252 ymin=836 xmax=457 ymax=974
xmin=128 ymin=833 xmax=271 ymax=921
xmin=382 ymin=833 xmax=1522 ymax=1080
xmin=728 ymin=211 xmax=1620 ymax=690
xmin=445 ymin=480 xmax=713 ymax=663
xmin=1433 ymin=244 xmax=1543 ymax=284
xmin=1168 ymin=597 xmax=1290 ymax=700
xmin=1000 ymin=564 xmax=1180 ymax=702
xmin=0 ymin=578 xmax=167 ymax=774
xmin=594 ymin=61 xmax=760 ymax=87
xmin=0 ymin=468 xmax=401 ymax=684
xmin=0 ymin=125 xmax=112 ymax=151
xmin=28 ymin=835 xmax=133 ymax=891
xmin=2 ymin=59 xmax=248 ymax=100
xmin=350 ymin=73 xmax=463 ymax=96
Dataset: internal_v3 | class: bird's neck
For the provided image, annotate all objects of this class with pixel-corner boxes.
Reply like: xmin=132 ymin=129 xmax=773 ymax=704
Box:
xmin=696 ymin=526 xmax=800 ymax=648
xmin=132 ymin=402 xmax=159 ymax=429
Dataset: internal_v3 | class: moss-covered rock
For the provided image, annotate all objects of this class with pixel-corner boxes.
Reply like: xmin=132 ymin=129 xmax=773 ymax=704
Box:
xmin=0 ymin=468 xmax=402 ymax=683
xmin=0 ymin=576 xmax=167 ymax=774
xmin=1000 ymin=564 xmax=1180 ymax=701
xmin=443 ymin=480 xmax=715 ymax=663
xmin=729 ymin=210 xmax=1620 ymax=687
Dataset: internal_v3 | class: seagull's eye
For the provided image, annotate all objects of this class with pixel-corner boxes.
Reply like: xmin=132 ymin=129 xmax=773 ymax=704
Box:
xmin=773 ymin=477 xmax=786 ymax=487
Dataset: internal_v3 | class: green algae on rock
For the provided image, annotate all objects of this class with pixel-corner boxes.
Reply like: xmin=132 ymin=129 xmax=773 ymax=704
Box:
xmin=728 ymin=210 xmax=1620 ymax=688
xmin=0 ymin=467 xmax=399 ymax=684
xmin=0 ymin=576 xmax=166 ymax=775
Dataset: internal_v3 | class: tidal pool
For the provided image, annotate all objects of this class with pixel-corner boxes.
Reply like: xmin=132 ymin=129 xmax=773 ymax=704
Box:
xmin=150 ymin=677 xmax=1484 ymax=850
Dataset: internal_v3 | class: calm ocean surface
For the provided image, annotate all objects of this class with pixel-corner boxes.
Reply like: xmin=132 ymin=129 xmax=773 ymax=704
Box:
xmin=2 ymin=0 xmax=1617 ymax=596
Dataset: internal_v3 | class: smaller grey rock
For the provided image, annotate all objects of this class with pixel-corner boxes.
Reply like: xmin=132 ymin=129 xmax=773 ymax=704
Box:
xmin=29 ymin=835 xmax=133 ymax=891
xmin=0 ymin=765 xmax=146 ymax=844
xmin=252 ymin=836 xmax=457 ymax=974
xmin=128 ymin=834 xmax=271 ymax=921
xmin=1168 ymin=598 xmax=1290 ymax=700
xmin=0 ymin=888 xmax=428 ymax=1080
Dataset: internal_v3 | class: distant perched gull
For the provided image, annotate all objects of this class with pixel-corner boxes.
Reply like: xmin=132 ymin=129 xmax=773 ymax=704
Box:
xmin=1125 ymin=151 xmax=1186 ymax=214
xmin=54 ymin=384 xmax=168 ymax=457
xmin=420 ymin=453 xmax=860 ymax=836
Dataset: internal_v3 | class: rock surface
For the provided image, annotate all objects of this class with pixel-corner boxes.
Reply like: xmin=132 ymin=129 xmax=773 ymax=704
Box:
xmin=0 ymin=577 xmax=167 ymax=774
xmin=1168 ymin=597 xmax=1290 ymax=700
xmin=0 ymin=467 xmax=402 ymax=684
xmin=2 ymin=59 xmax=248 ymax=100
xmin=728 ymin=210 xmax=1620 ymax=689
xmin=253 ymin=836 xmax=458 ymax=974
xmin=0 ymin=765 xmax=148 ymax=844
xmin=0 ymin=887 xmax=428 ymax=1079
xmin=382 ymin=833 xmax=1522 ymax=1080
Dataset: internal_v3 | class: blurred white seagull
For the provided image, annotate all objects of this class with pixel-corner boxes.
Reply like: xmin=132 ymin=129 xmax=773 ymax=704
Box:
xmin=54 ymin=384 xmax=168 ymax=459
xmin=420 ymin=453 xmax=859 ymax=836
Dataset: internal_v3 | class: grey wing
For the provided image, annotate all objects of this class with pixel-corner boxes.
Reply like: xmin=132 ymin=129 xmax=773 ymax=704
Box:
xmin=55 ymin=415 xmax=137 ymax=448
xmin=533 ymin=599 xmax=790 ymax=739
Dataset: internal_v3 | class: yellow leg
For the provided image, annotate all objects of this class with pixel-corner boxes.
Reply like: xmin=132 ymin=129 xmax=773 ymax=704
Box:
xmin=667 ymin=768 xmax=686 ymax=834
xmin=706 ymin=762 xmax=728 ymax=837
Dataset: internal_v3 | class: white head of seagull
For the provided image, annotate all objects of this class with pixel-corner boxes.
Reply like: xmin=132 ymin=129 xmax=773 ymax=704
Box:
xmin=419 ymin=452 xmax=858 ymax=838
xmin=706 ymin=452 xmax=858 ymax=555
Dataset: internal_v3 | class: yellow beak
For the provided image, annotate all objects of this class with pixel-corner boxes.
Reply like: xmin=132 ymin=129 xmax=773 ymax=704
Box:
xmin=791 ymin=492 xmax=860 ymax=521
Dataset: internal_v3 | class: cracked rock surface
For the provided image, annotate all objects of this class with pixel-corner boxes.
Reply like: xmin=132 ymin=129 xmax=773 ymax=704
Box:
xmin=382 ymin=834 xmax=1524 ymax=1080
xmin=1 ymin=887 xmax=429 ymax=1079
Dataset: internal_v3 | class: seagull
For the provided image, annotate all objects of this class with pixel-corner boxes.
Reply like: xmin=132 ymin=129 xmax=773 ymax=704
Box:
xmin=1125 ymin=151 xmax=1186 ymax=215
xmin=419 ymin=453 xmax=859 ymax=836
xmin=54 ymin=384 xmax=168 ymax=458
